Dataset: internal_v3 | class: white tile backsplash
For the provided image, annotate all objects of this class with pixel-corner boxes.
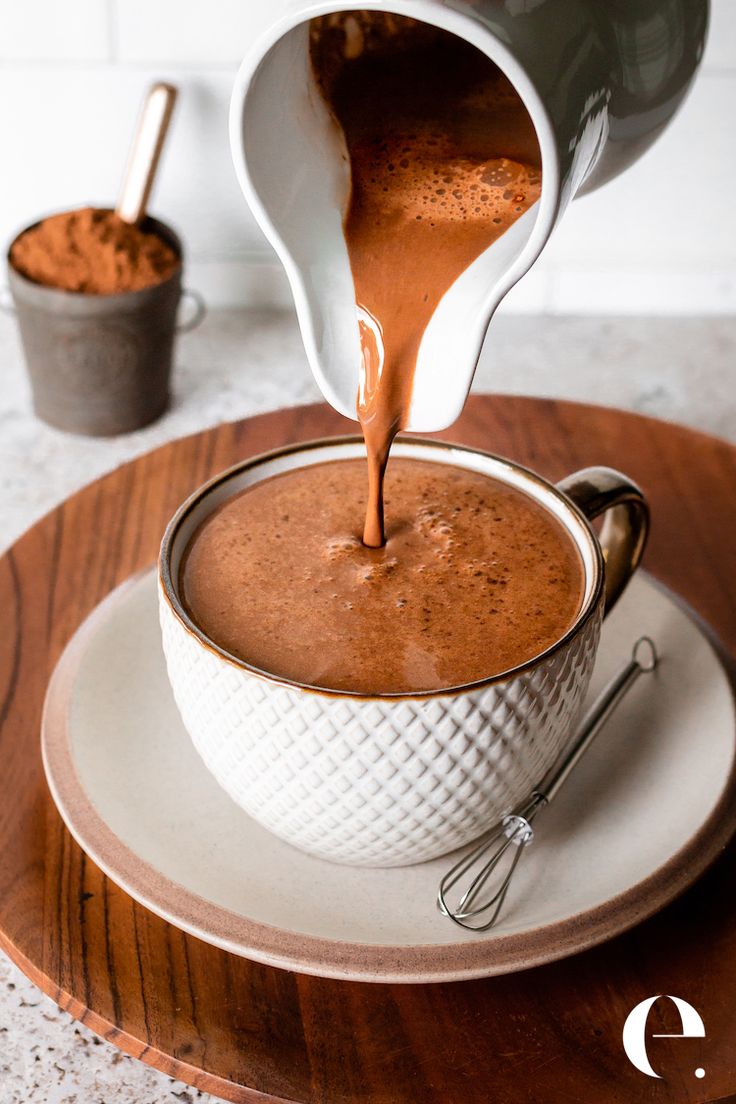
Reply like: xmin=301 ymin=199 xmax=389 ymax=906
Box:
xmin=0 ymin=0 xmax=109 ymax=62
xmin=703 ymin=0 xmax=736 ymax=70
xmin=1 ymin=0 xmax=735 ymax=313
xmin=113 ymin=0 xmax=287 ymax=65
xmin=538 ymin=73 xmax=736 ymax=269
xmin=549 ymin=268 xmax=736 ymax=315
xmin=0 ymin=66 xmax=260 ymax=258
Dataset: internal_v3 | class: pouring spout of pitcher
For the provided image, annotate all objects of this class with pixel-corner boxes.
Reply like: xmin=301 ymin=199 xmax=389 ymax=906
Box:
xmin=230 ymin=8 xmax=565 ymax=430
xmin=407 ymin=204 xmax=546 ymax=432
xmin=230 ymin=0 xmax=707 ymax=432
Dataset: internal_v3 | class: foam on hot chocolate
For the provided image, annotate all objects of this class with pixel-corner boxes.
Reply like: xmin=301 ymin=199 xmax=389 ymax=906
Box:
xmin=354 ymin=135 xmax=539 ymax=228
xmin=180 ymin=458 xmax=584 ymax=695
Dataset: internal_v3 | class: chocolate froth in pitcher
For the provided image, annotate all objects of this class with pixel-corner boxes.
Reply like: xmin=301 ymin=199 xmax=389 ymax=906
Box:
xmin=310 ymin=13 xmax=542 ymax=546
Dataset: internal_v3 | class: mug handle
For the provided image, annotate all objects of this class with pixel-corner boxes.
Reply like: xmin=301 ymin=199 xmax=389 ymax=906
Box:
xmin=176 ymin=288 xmax=206 ymax=333
xmin=556 ymin=467 xmax=649 ymax=615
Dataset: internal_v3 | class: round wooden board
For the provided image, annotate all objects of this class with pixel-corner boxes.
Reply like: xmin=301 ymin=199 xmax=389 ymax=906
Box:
xmin=2 ymin=396 xmax=736 ymax=1104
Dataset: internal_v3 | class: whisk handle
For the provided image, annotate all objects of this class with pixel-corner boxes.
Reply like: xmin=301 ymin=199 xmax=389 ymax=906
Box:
xmin=536 ymin=637 xmax=658 ymax=804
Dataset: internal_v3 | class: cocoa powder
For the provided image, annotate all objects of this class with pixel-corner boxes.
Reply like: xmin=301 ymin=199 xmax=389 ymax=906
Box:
xmin=10 ymin=207 xmax=180 ymax=295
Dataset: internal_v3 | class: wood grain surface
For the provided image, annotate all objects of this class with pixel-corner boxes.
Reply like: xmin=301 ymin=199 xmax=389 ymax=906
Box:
xmin=1 ymin=396 xmax=736 ymax=1104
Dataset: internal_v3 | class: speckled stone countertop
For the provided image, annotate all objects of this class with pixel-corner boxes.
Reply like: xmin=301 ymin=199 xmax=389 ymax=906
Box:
xmin=0 ymin=307 xmax=734 ymax=1102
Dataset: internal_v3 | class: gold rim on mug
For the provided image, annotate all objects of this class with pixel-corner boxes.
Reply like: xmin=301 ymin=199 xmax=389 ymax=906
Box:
xmin=158 ymin=435 xmax=648 ymax=701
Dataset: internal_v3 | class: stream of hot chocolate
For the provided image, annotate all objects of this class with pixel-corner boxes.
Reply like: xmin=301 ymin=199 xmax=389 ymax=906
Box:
xmin=310 ymin=15 xmax=541 ymax=546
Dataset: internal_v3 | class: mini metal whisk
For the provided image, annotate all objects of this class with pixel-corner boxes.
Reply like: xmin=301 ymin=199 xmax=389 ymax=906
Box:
xmin=437 ymin=636 xmax=659 ymax=931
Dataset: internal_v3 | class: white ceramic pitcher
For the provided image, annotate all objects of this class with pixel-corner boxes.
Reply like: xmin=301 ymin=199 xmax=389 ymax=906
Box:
xmin=230 ymin=0 xmax=708 ymax=430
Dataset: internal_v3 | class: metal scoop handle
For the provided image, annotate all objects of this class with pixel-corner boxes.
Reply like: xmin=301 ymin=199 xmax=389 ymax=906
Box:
xmin=117 ymin=82 xmax=177 ymax=225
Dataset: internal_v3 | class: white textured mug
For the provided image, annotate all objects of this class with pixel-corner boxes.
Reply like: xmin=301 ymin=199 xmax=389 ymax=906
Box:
xmin=158 ymin=438 xmax=648 ymax=867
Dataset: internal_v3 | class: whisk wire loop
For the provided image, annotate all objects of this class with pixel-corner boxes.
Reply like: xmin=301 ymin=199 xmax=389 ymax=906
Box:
xmin=437 ymin=794 xmax=545 ymax=931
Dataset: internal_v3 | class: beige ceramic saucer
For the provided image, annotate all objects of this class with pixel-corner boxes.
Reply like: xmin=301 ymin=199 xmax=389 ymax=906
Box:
xmin=42 ymin=569 xmax=736 ymax=984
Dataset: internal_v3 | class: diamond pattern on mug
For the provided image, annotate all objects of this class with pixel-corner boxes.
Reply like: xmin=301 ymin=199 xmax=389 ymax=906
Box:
xmin=160 ymin=589 xmax=602 ymax=866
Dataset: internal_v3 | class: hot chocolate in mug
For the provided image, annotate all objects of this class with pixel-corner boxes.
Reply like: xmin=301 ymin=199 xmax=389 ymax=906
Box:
xmin=230 ymin=0 xmax=708 ymax=432
xmin=158 ymin=438 xmax=648 ymax=867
